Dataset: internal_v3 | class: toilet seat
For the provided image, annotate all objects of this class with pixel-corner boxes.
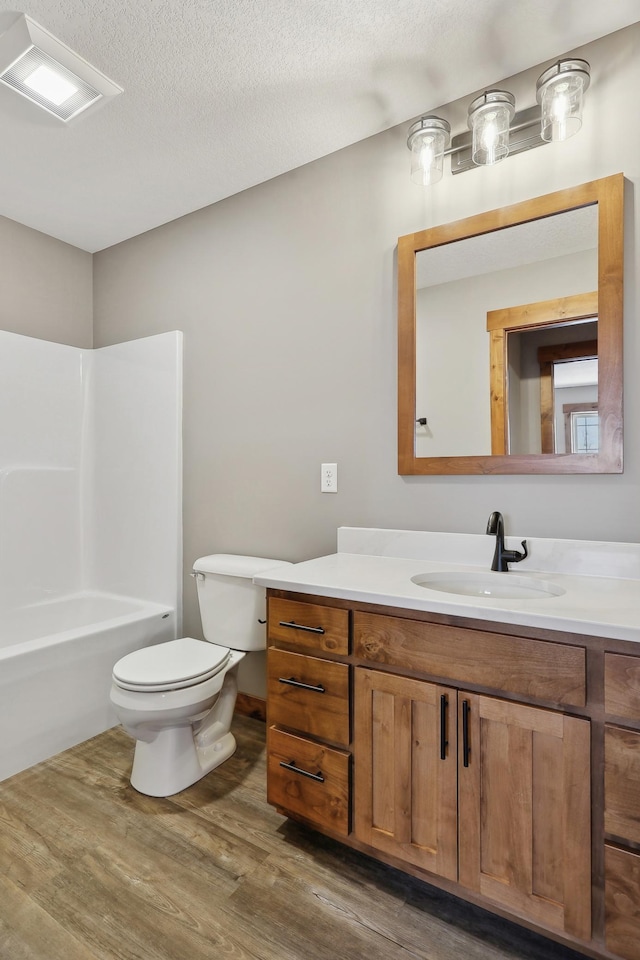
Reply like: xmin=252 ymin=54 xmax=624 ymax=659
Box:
xmin=112 ymin=637 xmax=231 ymax=692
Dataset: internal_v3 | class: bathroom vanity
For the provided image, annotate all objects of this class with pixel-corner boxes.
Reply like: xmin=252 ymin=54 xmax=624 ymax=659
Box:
xmin=256 ymin=528 xmax=640 ymax=960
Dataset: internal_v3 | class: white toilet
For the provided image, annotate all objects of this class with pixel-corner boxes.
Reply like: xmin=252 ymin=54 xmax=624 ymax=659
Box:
xmin=110 ymin=554 xmax=289 ymax=797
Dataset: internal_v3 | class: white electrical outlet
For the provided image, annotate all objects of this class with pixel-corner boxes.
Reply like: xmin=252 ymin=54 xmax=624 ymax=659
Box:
xmin=321 ymin=462 xmax=338 ymax=493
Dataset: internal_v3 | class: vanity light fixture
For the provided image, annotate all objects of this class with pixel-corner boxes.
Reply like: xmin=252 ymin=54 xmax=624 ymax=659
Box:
xmin=468 ymin=90 xmax=515 ymax=166
xmin=408 ymin=116 xmax=451 ymax=185
xmin=407 ymin=58 xmax=590 ymax=181
xmin=536 ymin=59 xmax=590 ymax=142
xmin=0 ymin=14 xmax=123 ymax=122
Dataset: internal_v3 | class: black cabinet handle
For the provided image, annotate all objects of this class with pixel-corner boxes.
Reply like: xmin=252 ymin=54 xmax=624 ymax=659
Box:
xmin=440 ymin=694 xmax=449 ymax=760
xmin=279 ymin=760 xmax=325 ymax=783
xmin=462 ymin=699 xmax=471 ymax=768
xmin=278 ymin=676 xmax=325 ymax=694
xmin=278 ymin=619 xmax=325 ymax=635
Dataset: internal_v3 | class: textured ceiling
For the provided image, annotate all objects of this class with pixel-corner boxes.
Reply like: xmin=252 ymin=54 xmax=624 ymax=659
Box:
xmin=0 ymin=1 xmax=638 ymax=252
xmin=417 ymin=206 xmax=598 ymax=288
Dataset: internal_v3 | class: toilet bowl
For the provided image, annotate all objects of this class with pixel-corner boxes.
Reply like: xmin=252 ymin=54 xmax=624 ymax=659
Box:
xmin=109 ymin=554 xmax=289 ymax=797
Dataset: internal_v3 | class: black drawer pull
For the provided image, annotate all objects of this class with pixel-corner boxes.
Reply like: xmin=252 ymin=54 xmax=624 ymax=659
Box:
xmin=462 ymin=699 xmax=471 ymax=768
xmin=280 ymin=760 xmax=325 ymax=783
xmin=279 ymin=619 xmax=326 ymax=635
xmin=440 ymin=694 xmax=449 ymax=760
xmin=278 ymin=676 xmax=326 ymax=694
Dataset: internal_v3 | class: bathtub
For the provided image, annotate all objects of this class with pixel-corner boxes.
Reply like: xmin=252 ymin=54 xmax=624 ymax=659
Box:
xmin=0 ymin=592 xmax=176 ymax=782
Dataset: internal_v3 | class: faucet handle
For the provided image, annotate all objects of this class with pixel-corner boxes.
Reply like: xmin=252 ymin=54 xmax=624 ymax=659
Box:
xmin=503 ymin=540 xmax=528 ymax=565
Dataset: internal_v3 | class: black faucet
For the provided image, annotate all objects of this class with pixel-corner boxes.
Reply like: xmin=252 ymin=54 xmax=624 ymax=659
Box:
xmin=486 ymin=511 xmax=528 ymax=572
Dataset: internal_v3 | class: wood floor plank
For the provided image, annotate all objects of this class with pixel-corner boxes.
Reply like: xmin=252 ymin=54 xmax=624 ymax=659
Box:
xmin=29 ymin=851 xmax=246 ymax=960
xmin=0 ymin=798 xmax=64 ymax=894
xmin=254 ymin=841 xmax=503 ymax=960
xmin=229 ymin=830 xmax=585 ymax=960
xmin=0 ymin=717 xmax=587 ymax=960
xmin=0 ymin=874 xmax=101 ymax=960
xmin=6 ymin=778 xmax=240 ymax=899
xmin=264 ymin=821 xmax=587 ymax=960
xmin=225 ymin=854 xmax=433 ymax=960
xmin=4 ymin=745 xmax=270 ymax=895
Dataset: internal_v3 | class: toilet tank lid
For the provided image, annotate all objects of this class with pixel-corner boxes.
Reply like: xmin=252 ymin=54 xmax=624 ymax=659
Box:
xmin=192 ymin=554 xmax=292 ymax=579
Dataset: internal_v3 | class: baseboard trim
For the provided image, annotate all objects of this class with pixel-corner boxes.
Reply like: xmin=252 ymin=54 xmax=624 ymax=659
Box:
xmin=235 ymin=693 xmax=266 ymax=722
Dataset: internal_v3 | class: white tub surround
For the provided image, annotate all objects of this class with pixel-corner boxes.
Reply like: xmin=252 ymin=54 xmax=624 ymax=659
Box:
xmin=0 ymin=330 xmax=182 ymax=614
xmin=0 ymin=330 xmax=182 ymax=782
xmin=86 ymin=333 xmax=182 ymax=612
xmin=254 ymin=527 xmax=640 ymax=643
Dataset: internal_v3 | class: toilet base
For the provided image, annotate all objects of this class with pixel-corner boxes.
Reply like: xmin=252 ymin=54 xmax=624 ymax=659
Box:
xmin=130 ymin=726 xmax=237 ymax=797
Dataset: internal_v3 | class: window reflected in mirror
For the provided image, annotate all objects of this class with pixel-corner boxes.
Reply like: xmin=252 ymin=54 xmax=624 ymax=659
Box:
xmin=537 ymin=336 xmax=598 ymax=454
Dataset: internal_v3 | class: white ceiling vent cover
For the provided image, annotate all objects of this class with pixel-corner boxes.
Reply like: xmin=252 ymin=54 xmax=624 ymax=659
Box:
xmin=0 ymin=14 xmax=122 ymax=122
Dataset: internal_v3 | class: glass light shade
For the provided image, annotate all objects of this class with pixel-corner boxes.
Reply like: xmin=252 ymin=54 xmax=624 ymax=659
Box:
xmin=407 ymin=117 xmax=451 ymax=185
xmin=468 ymin=90 xmax=515 ymax=166
xmin=537 ymin=59 xmax=590 ymax=142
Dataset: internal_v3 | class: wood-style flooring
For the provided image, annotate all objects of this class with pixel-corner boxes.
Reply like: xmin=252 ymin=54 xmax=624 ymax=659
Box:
xmin=0 ymin=716 xmax=587 ymax=960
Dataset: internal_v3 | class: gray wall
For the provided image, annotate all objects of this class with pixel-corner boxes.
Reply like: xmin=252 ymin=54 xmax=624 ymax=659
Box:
xmin=0 ymin=216 xmax=93 ymax=347
xmin=87 ymin=25 xmax=639 ymax=682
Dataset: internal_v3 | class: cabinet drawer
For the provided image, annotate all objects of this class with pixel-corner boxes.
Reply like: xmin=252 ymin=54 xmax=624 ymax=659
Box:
xmin=605 ymin=725 xmax=640 ymax=843
xmin=267 ymin=727 xmax=350 ymax=836
xmin=354 ymin=612 xmax=585 ymax=706
xmin=605 ymin=654 xmax=640 ymax=720
xmin=605 ymin=845 xmax=640 ymax=960
xmin=267 ymin=648 xmax=350 ymax=745
xmin=268 ymin=597 xmax=349 ymax=655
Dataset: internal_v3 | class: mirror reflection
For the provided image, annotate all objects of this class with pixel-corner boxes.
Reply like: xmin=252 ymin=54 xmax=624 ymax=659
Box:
xmin=415 ymin=206 xmax=598 ymax=458
xmin=397 ymin=174 xmax=623 ymax=475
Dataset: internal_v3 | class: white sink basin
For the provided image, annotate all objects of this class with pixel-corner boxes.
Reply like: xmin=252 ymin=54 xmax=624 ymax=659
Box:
xmin=411 ymin=571 xmax=565 ymax=600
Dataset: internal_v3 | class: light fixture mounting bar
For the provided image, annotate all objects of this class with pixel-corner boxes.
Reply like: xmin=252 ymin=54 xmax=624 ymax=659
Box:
xmin=450 ymin=105 xmax=546 ymax=175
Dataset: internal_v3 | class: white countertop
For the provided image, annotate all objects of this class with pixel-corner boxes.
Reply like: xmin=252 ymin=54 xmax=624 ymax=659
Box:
xmin=254 ymin=527 xmax=640 ymax=643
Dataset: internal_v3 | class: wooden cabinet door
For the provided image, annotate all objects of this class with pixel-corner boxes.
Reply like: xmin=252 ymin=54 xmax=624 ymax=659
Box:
xmin=458 ymin=693 xmax=591 ymax=941
xmin=354 ymin=668 xmax=457 ymax=881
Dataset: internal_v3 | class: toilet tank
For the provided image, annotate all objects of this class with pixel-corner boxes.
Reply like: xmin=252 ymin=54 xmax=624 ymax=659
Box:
xmin=192 ymin=554 xmax=291 ymax=651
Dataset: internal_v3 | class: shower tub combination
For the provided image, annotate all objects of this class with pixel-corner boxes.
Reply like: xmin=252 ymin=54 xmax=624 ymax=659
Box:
xmin=0 ymin=593 xmax=176 ymax=782
xmin=0 ymin=330 xmax=182 ymax=784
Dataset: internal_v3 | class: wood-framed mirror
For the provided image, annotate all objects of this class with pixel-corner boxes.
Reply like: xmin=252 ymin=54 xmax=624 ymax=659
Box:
xmin=398 ymin=174 xmax=624 ymax=475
